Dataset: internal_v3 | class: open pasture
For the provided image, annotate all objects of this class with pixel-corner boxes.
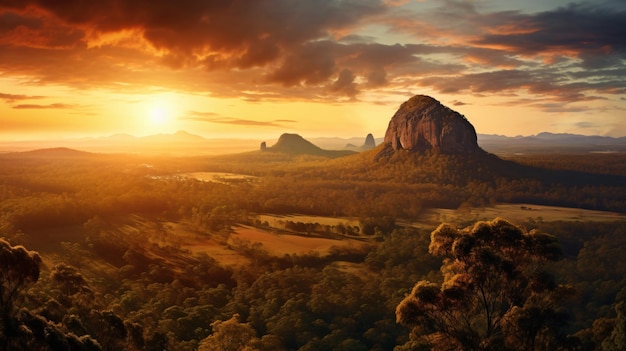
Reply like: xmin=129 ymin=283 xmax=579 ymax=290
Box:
xmin=232 ymin=225 xmax=365 ymax=256
xmin=256 ymin=214 xmax=360 ymax=228
xmin=179 ymin=171 xmax=258 ymax=184
xmin=417 ymin=203 xmax=626 ymax=227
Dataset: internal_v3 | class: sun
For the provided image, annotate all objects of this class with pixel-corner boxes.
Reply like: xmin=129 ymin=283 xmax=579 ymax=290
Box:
xmin=142 ymin=96 xmax=177 ymax=133
xmin=149 ymin=105 xmax=168 ymax=125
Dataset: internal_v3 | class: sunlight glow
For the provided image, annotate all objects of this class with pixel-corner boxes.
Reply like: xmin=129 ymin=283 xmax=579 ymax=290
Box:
xmin=141 ymin=95 xmax=178 ymax=134
xmin=149 ymin=105 xmax=168 ymax=125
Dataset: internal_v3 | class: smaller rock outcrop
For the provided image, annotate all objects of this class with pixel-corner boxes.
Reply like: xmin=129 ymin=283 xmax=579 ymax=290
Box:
xmin=361 ymin=133 xmax=376 ymax=150
xmin=260 ymin=141 xmax=267 ymax=151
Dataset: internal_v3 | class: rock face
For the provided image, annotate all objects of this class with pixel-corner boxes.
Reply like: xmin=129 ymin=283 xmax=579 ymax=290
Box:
xmin=361 ymin=133 xmax=376 ymax=150
xmin=383 ymin=95 xmax=480 ymax=153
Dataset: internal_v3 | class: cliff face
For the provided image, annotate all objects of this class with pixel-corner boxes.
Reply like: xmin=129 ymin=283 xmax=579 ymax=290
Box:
xmin=383 ymin=95 xmax=480 ymax=153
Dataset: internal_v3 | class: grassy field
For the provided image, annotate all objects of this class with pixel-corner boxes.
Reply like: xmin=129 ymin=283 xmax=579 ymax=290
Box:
xmin=177 ymin=222 xmax=365 ymax=266
xmin=233 ymin=225 xmax=364 ymax=255
xmin=20 ymin=203 xmax=626 ymax=273
xmin=256 ymin=214 xmax=360 ymax=228
xmin=414 ymin=203 xmax=626 ymax=227
xmin=179 ymin=172 xmax=258 ymax=184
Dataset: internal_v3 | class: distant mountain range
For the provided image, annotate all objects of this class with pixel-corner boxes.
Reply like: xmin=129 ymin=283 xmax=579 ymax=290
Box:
xmin=1 ymin=130 xmax=624 ymax=156
xmin=477 ymin=132 xmax=626 ymax=154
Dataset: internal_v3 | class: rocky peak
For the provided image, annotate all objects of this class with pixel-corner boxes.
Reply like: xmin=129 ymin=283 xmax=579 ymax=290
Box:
xmin=383 ymin=95 xmax=480 ymax=153
xmin=362 ymin=133 xmax=376 ymax=150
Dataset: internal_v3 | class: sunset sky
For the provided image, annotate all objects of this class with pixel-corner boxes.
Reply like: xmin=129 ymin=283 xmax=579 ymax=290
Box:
xmin=1 ymin=0 xmax=625 ymax=141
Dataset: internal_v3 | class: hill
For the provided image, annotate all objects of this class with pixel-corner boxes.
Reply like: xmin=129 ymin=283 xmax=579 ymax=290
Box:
xmin=6 ymin=147 xmax=94 ymax=159
xmin=265 ymin=133 xmax=356 ymax=158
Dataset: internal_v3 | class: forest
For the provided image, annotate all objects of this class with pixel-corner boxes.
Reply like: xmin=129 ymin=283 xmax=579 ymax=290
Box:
xmin=0 ymin=145 xmax=625 ymax=351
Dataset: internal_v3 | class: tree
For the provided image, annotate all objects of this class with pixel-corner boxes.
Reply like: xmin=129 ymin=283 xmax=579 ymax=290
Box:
xmin=396 ymin=218 xmax=568 ymax=351
xmin=50 ymin=263 xmax=92 ymax=305
xmin=198 ymin=314 xmax=260 ymax=351
xmin=0 ymin=238 xmax=42 ymax=348
xmin=601 ymin=301 xmax=626 ymax=351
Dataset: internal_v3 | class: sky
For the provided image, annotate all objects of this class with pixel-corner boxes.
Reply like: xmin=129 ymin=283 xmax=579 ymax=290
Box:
xmin=0 ymin=0 xmax=625 ymax=141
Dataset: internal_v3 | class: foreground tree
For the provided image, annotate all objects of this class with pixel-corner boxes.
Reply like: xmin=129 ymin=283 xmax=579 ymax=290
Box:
xmin=0 ymin=238 xmax=41 ymax=348
xmin=396 ymin=218 xmax=571 ymax=351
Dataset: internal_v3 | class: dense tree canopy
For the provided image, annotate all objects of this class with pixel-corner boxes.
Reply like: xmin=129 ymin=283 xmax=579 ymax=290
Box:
xmin=0 ymin=151 xmax=624 ymax=350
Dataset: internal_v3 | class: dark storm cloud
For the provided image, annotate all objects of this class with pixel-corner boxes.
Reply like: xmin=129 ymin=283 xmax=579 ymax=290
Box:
xmin=0 ymin=10 xmax=84 ymax=48
xmin=0 ymin=0 xmax=397 ymax=97
xmin=329 ymin=69 xmax=358 ymax=98
xmin=0 ymin=11 xmax=41 ymax=31
xmin=419 ymin=70 xmax=536 ymax=95
xmin=2 ymin=0 xmax=385 ymax=68
xmin=266 ymin=40 xmax=338 ymax=86
xmin=0 ymin=0 xmax=624 ymax=107
xmin=475 ymin=4 xmax=626 ymax=67
xmin=418 ymin=68 xmax=619 ymax=104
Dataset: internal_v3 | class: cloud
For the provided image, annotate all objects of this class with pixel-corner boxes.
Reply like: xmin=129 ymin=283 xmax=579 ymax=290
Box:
xmin=13 ymin=103 xmax=76 ymax=109
xmin=2 ymin=0 xmax=385 ymax=68
xmin=329 ymin=69 xmax=359 ymax=98
xmin=184 ymin=111 xmax=220 ymax=118
xmin=0 ymin=92 xmax=44 ymax=103
xmin=0 ymin=0 xmax=624 ymax=114
xmin=0 ymin=10 xmax=84 ymax=49
xmin=451 ymin=100 xmax=469 ymax=106
xmin=266 ymin=40 xmax=337 ymax=86
xmin=575 ymin=121 xmax=598 ymax=129
xmin=474 ymin=4 xmax=626 ymax=65
xmin=183 ymin=112 xmax=293 ymax=127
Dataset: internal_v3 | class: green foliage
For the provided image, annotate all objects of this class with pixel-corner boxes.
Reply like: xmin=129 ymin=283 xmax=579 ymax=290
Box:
xmin=0 ymin=150 xmax=625 ymax=350
xmin=0 ymin=238 xmax=42 ymax=348
xmin=198 ymin=314 xmax=260 ymax=351
xmin=601 ymin=301 xmax=626 ymax=351
xmin=396 ymin=218 xmax=571 ymax=350
xmin=50 ymin=263 xmax=93 ymax=307
xmin=0 ymin=239 xmax=41 ymax=313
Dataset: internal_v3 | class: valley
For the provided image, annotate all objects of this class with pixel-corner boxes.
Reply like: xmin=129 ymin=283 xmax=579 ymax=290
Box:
xmin=0 ymin=96 xmax=624 ymax=350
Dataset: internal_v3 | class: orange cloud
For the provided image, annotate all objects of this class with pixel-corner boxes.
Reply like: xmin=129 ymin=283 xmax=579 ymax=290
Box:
xmin=13 ymin=103 xmax=76 ymax=109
